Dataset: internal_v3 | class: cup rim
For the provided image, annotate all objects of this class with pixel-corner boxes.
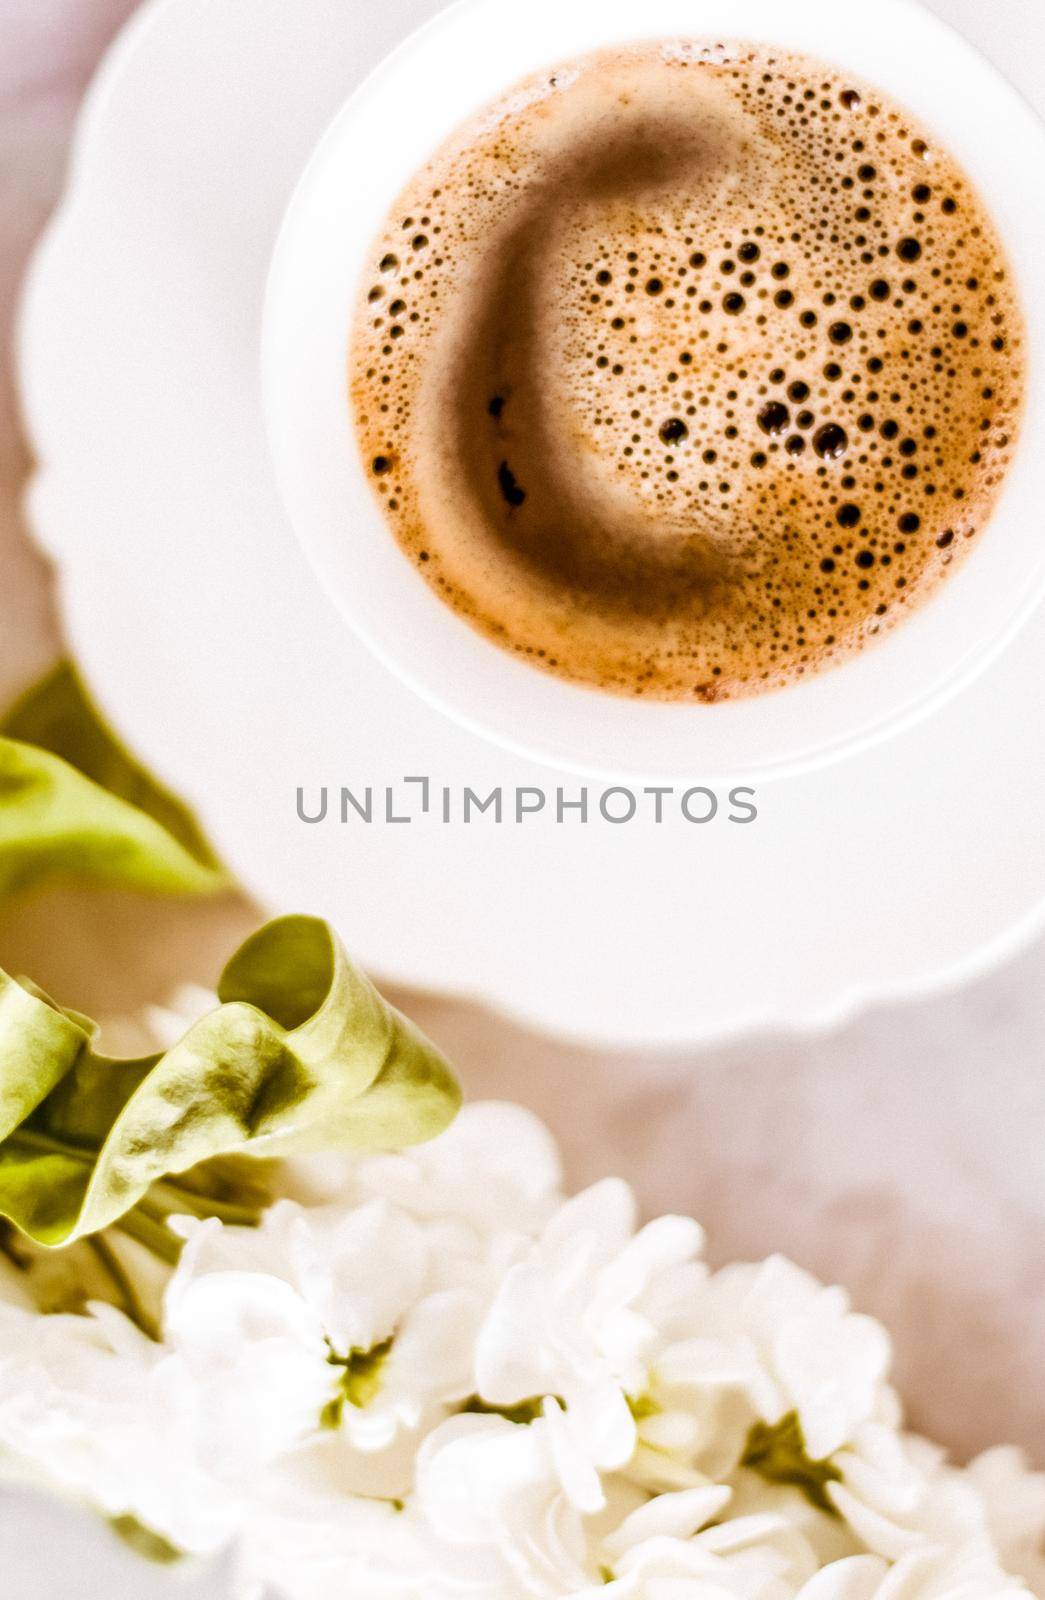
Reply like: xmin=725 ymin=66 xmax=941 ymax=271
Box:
xmin=262 ymin=0 xmax=1045 ymax=782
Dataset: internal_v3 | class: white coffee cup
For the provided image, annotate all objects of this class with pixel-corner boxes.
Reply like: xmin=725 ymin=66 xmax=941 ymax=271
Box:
xmin=262 ymin=0 xmax=1045 ymax=781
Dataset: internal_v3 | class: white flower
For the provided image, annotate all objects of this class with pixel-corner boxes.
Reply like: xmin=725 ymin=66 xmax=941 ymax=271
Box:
xmin=967 ymin=1450 xmax=1045 ymax=1597
xmin=343 ymin=1101 xmax=563 ymax=1237
xmin=0 ymin=1096 xmax=1040 ymax=1600
xmin=0 ymin=1300 xmax=230 ymax=1556
xmin=723 ymin=1471 xmax=864 ymax=1571
xmin=413 ymin=1412 xmax=741 ymax=1600
xmin=282 ymin=1102 xmax=562 ymax=1336
xmin=596 ymin=1532 xmax=1023 ymax=1600
xmin=412 ymin=1412 xmax=593 ymax=1597
xmin=636 ymin=1256 xmax=895 ymax=1487
xmin=163 ymin=1196 xmax=481 ymax=1494
xmin=825 ymin=1426 xmax=1006 ymax=1564
xmin=594 ymin=1504 xmax=822 ymax=1600
xmin=474 ymin=1178 xmax=705 ymax=1503
xmin=827 ymin=1432 xmax=1045 ymax=1596
xmin=235 ymin=1450 xmax=431 ymax=1600
xmin=812 ymin=1546 xmax=1026 ymax=1600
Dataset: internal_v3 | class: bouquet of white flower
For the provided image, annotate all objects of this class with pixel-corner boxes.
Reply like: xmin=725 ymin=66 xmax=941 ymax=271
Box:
xmin=0 ymin=923 xmax=1042 ymax=1600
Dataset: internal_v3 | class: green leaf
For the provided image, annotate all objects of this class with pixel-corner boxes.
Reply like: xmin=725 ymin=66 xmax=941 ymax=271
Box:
xmin=0 ymin=915 xmax=461 ymax=1248
xmin=3 ymin=663 xmax=221 ymax=868
xmin=0 ymin=734 xmax=227 ymax=900
xmin=0 ymin=663 xmax=226 ymax=900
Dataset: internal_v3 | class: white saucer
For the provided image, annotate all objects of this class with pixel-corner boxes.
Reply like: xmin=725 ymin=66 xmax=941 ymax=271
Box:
xmin=18 ymin=0 xmax=1045 ymax=1048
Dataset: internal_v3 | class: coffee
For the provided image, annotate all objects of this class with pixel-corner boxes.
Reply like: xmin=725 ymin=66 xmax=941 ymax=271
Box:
xmin=350 ymin=41 xmax=1024 ymax=701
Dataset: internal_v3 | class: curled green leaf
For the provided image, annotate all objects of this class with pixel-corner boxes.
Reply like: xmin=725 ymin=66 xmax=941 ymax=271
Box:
xmin=0 ymin=663 xmax=226 ymax=900
xmin=0 ymin=915 xmax=461 ymax=1247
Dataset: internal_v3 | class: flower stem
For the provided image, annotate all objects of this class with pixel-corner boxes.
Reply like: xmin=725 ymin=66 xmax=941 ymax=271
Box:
xmin=86 ymin=1233 xmax=161 ymax=1341
xmin=0 ymin=1219 xmax=31 ymax=1271
xmin=112 ymin=1206 xmax=181 ymax=1267
xmin=145 ymin=1177 xmax=263 ymax=1229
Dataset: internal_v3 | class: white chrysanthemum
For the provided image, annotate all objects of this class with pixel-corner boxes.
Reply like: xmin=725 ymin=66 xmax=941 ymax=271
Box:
xmin=343 ymin=1101 xmax=563 ymax=1235
xmin=631 ymin=1255 xmax=895 ymax=1489
xmin=412 ymin=1412 xmax=593 ymax=1596
xmin=0 ymin=1300 xmax=231 ymax=1556
xmin=827 ymin=1426 xmax=1044 ymax=1596
xmin=827 ymin=1427 xmax=961 ymax=1557
xmin=276 ymin=1102 xmax=562 ymax=1332
xmin=473 ymin=1178 xmax=705 ymax=1506
xmin=164 ymin=1196 xmax=481 ymax=1487
xmin=815 ymin=1544 xmax=1027 ymax=1600
xmin=967 ymin=1449 xmax=1045 ymax=1597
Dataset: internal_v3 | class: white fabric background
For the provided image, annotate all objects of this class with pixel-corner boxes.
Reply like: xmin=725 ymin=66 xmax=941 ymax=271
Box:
xmin=0 ymin=2 xmax=1043 ymax=1594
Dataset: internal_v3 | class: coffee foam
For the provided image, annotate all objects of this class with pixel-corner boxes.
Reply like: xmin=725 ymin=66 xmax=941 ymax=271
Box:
xmin=350 ymin=41 xmax=1025 ymax=701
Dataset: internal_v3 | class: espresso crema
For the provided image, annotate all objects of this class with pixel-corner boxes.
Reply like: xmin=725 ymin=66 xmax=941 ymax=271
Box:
xmin=350 ymin=42 xmax=1025 ymax=701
